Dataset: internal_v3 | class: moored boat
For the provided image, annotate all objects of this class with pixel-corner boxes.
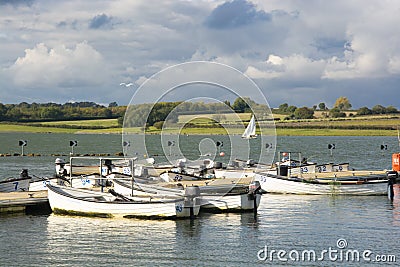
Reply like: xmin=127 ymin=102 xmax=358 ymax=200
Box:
xmin=28 ymin=176 xmax=69 ymax=191
xmin=254 ymin=151 xmax=388 ymax=195
xmin=113 ymin=178 xmax=262 ymax=212
xmin=255 ymin=169 xmax=388 ymax=195
xmin=388 ymin=153 xmax=400 ymax=200
xmin=199 ymin=182 xmax=262 ymax=212
xmin=47 ymin=184 xmax=200 ymax=219
xmin=0 ymin=169 xmax=64 ymax=192
xmin=0 ymin=170 xmax=31 ymax=192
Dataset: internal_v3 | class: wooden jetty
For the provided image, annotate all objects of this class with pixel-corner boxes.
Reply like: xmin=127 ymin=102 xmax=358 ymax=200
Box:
xmin=0 ymin=191 xmax=51 ymax=215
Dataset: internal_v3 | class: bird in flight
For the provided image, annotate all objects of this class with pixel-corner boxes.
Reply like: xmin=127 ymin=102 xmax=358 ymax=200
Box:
xmin=119 ymin=82 xmax=134 ymax=87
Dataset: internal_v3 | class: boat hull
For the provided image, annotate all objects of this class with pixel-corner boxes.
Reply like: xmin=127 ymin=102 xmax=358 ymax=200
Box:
xmin=0 ymin=178 xmax=30 ymax=192
xmin=28 ymin=178 xmax=59 ymax=191
xmin=200 ymin=193 xmax=261 ymax=211
xmin=47 ymin=185 xmax=198 ymax=219
xmin=113 ymin=179 xmax=261 ymax=212
xmin=114 ymin=179 xmax=183 ymax=196
xmin=255 ymin=173 xmax=387 ymax=195
xmin=213 ymin=169 xmax=256 ymax=179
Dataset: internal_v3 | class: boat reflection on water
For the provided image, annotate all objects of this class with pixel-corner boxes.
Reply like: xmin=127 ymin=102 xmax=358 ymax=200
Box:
xmin=44 ymin=214 xmax=182 ymax=265
xmin=43 ymin=210 xmax=262 ymax=266
xmin=389 ymin=183 xmax=400 ymax=226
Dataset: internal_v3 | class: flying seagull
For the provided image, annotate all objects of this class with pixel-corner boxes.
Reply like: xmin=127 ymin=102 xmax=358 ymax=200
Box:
xmin=119 ymin=82 xmax=134 ymax=87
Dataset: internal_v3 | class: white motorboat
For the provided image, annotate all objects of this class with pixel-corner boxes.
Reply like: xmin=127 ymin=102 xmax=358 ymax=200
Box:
xmin=47 ymin=184 xmax=200 ymax=219
xmin=0 ymin=170 xmax=31 ymax=192
xmin=113 ymin=178 xmax=262 ymax=212
xmin=0 ymin=169 xmax=64 ymax=192
xmin=255 ymin=170 xmax=388 ymax=195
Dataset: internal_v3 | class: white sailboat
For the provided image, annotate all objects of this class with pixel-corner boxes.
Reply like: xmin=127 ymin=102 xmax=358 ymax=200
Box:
xmin=241 ymin=115 xmax=257 ymax=139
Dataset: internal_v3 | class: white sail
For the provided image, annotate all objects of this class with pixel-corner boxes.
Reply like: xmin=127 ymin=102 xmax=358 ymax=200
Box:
xmin=242 ymin=115 xmax=257 ymax=139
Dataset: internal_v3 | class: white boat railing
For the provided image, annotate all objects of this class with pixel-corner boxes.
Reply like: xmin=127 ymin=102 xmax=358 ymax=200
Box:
xmin=68 ymin=156 xmax=137 ymax=193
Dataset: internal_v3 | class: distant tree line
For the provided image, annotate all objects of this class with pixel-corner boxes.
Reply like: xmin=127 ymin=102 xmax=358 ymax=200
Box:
xmin=123 ymin=97 xmax=259 ymax=128
xmin=0 ymin=97 xmax=259 ymax=127
xmin=276 ymin=96 xmax=399 ymax=120
xmin=2 ymin=96 xmax=398 ymax=126
xmin=0 ymin=101 xmax=125 ymax=122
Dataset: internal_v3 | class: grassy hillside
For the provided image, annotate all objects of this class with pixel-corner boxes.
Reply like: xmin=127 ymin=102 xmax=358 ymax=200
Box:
xmin=1 ymin=113 xmax=400 ymax=136
xmin=275 ymin=115 xmax=400 ymax=130
xmin=37 ymin=118 xmax=120 ymax=128
xmin=0 ymin=119 xmax=122 ymax=134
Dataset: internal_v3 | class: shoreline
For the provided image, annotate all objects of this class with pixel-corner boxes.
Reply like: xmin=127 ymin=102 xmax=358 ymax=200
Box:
xmin=0 ymin=126 xmax=398 ymax=136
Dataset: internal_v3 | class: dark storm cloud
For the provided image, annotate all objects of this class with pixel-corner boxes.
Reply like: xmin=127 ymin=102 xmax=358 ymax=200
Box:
xmin=56 ymin=21 xmax=67 ymax=28
xmin=89 ymin=13 xmax=113 ymax=29
xmin=205 ymin=0 xmax=270 ymax=29
xmin=0 ymin=0 xmax=33 ymax=6
xmin=313 ymin=38 xmax=347 ymax=57
xmin=2 ymin=0 xmax=400 ymax=108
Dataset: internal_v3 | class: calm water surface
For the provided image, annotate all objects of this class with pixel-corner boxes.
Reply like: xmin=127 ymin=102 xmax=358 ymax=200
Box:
xmin=1 ymin=133 xmax=399 ymax=266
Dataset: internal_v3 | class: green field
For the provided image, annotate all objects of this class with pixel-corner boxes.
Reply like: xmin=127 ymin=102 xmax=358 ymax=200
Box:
xmin=0 ymin=119 xmax=122 ymax=134
xmin=276 ymin=128 xmax=398 ymax=136
xmin=178 ymin=113 xmax=252 ymax=124
xmin=37 ymin=118 xmax=120 ymax=128
xmin=0 ymin=123 xmax=78 ymax=133
xmin=276 ymin=116 xmax=400 ymax=129
xmin=1 ymin=113 xmax=400 ymax=136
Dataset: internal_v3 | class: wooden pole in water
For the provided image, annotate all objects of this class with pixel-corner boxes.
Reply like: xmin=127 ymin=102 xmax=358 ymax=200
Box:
xmin=253 ymin=192 xmax=257 ymax=220
xmin=131 ymin=159 xmax=135 ymax=197
xmin=100 ymin=159 xmax=104 ymax=193
xmin=190 ymin=205 xmax=194 ymax=219
xmin=69 ymin=157 xmax=73 ymax=186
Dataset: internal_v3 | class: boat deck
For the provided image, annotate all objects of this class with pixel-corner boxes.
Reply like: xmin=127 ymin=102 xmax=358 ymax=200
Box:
xmin=299 ymin=170 xmax=387 ymax=180
xmin=162 ymin=176 xmax=254 ymax=188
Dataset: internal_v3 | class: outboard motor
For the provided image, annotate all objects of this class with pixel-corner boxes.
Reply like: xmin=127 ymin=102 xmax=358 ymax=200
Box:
xmin=248 ymin=181 xmax=262 ymax=218
xmin=387 ymin=170 xmax=399 ymax=201
xmin=142 ymin=168 xmax=149 ymax=177
xmin=248 ymin=181 xmax=261 ymax=198
xmin=20 ymin=169 xmax=30 ymax=179
xmin=104 ymin=159 xmax=113 ymax=175
xmin=184 ymin=186 xmax=201 ymax=219
xmin=184 ymin=185 xmax=201 ymax=199
xmin=215 ymin=162 xmax=223 ymax=169
xmin=247 ymin=159 xmax=255 ymax=167
xmin=177 ymin=159 xmax=186 ymax=173
xmin=277 ymin=164 xmax=289 ymax=176
xmin=55 ymin=158 xmax=67 ymax=178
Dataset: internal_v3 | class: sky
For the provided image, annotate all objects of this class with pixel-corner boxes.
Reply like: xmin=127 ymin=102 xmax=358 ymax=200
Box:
xmin=1 ymin=0 xmax=400 ymax=109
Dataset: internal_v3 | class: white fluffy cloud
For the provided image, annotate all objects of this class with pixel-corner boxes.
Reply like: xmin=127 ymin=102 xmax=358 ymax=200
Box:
xmin=246 ymin=54 xmax=326 ymax=80
xmin=1 ymin=0 xmax=400 ymax=108
xmin=8 ymin=41 xmax=108 ymax=87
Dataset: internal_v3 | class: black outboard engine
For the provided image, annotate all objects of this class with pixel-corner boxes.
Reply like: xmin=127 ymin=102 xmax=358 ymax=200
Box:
xmin=55 ymin=158 xmax=66 ymax=178
xmin=248 ymin=181 xmax=261 ymax=199
xmin=215 ymin=162 xmax=223 ymax=169
xmin=54 ymin=158 xmax=68 ymax=185
xmin=104 ymin=159 xmax=113 ymax=175
xmin=247 ymin=159 xmax=255 ymax=167
xmin=248 ymin=181 xmax=262 ymax=218
xmin=20 ymin=169 xmax=30 ymax=179
xmin=387 ymin=170 xmax=399 ymax=201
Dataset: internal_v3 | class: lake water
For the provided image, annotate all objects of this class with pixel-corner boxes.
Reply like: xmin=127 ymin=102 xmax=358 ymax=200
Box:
xmin=1 ymin=133 xmax=399 ymax=266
